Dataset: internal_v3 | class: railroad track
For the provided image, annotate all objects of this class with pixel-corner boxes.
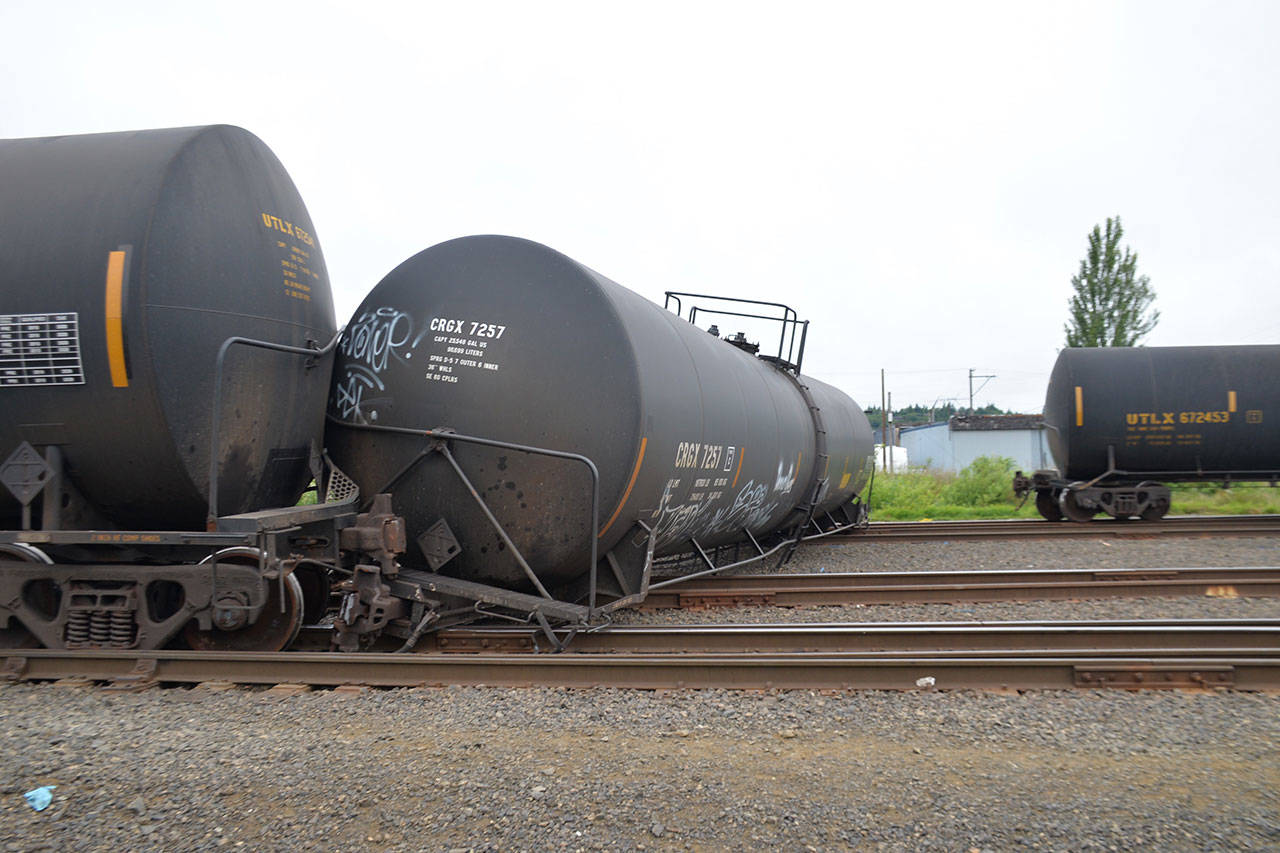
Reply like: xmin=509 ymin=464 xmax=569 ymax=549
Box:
xmin=428 ymin=619 xmax=1280 ymax=654
xmin=2 ymin=648 xmax=1270 ymax=691
xmin=834 ymin=514 xmax=1280 ymax=541
xmin=6 ymin=619 xmax=1279 ymax=691
xmin=642 ymin=566 xmax=1280 ymax=609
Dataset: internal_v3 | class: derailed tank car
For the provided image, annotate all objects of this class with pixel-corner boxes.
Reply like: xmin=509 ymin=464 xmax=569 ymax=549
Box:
xmin=1015 ymin=345 xmax=1280 ymax=521
xmin=0 ymin=126 xmax=359 ymax=651
xmin=1 ymin=128 xmax=873 ymax=654
xmin=324 ymin=236 xmax=874 ymax=648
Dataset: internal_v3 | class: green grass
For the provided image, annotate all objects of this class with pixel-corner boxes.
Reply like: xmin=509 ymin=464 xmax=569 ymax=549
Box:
xmin=297 ymin=481 xmax=319 ymax=506
xmin=867 ymin=456 xmax=1280 ymax=521
xmin=867 ymin=456 xmax=1035 ymax=520
xmin=1167 ymin=482 xmax=1280 ymax=515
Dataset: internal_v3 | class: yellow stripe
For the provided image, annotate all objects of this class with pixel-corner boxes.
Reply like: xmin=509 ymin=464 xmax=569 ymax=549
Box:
xmin=105 ymin=250 xmax=128 ymax=387
xmin=1228 ymin=390 xmax=1237 ymax=413
xmin=731 ymin=447 xmax=746 ymax=488
xmin=598 ymin=436 xmax=647 ymax=538
xmin=1074 ymin=386 xmax=1083 ymax=427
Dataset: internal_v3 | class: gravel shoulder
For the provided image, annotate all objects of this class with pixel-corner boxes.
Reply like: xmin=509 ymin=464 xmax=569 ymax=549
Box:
xmin=1 ymin=535 xmax=1278 ymax=851
xmin=1 ymin=685 xmax=1276 ymax=852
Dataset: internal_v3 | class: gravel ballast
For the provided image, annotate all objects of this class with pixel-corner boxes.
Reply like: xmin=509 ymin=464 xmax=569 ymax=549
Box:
xmin=630 ymin=535 xmax=1280 ymax=625
xmin=0 ymin=535 xmax=1277 ymax=851
xmin=782 ymin=533 xmax=1280 ymax=574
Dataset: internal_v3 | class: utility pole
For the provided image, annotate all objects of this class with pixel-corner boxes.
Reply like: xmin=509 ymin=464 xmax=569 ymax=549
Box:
xmin=880 ymin=369 xmax=887 ymax=472
xmin=930 ymin=396 xmax=959 ymax=424
xmin=887 ymin=391 xmax=894 ymax=473
xmin=968 ymin=368 xmax=995 ymax=414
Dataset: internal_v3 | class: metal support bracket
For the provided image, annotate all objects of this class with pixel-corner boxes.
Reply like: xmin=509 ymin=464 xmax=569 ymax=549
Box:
xmin=2 ymin=656 xmax=28 ymax=681
xmin=533 ymin=610 xmax=566 ymax=653
xmin=104 ymin=658 xmax=158 ymax=692
xmin=1074 ymin=666 xmax=1235 ymax=689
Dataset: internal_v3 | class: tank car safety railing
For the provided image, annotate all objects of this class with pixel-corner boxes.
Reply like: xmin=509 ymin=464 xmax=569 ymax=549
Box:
xmin=323 ymin=418 xmax=608 ymax=617
xmin=664 ymin=292 xmax=810 ymax=374
xmin=646 ymin=497 xmax=868 ymax=591
xmin=206 ymin=327 xmax=345 ymax=530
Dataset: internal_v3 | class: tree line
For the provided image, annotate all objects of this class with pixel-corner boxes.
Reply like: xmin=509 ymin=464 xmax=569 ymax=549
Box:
xmin=863 ymin=403 xmax=1009 ymax=431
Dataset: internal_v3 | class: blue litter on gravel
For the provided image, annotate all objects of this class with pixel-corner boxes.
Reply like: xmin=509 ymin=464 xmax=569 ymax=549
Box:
xmin=23 ymin=786 xmax=55 ymax=811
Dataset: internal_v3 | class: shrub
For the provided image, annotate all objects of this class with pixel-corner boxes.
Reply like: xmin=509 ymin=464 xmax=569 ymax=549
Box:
xmin=864 ymin=456 xmax=1033 ymax=520
xmin=296 ymin=481 xmax=318 ymax=506
xmin=868 ymin=469 xmax=945 ymax=514
xmin=939 ymin=455 xmax=1018 ymax=506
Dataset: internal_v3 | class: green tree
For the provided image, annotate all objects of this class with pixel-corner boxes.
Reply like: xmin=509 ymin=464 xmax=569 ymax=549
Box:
xmin=1064 ymin=216 xmax=1159 ymax=347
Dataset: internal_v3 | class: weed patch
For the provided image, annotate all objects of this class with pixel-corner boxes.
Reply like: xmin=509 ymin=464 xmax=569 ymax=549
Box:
xmin=866 ymin=458 xmax=1279 ymax=520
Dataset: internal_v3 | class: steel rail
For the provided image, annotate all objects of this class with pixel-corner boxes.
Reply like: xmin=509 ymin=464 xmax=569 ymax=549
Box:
xmin=3 ymin=648 xmax=1274 ymax=690
xmin=641 ymin=566 xmax=1280 ymax=609
xmin=426 ymin=619 xmax=1280 ymax=655
xmin=835 ymin=515 xmax=1280 ymax=541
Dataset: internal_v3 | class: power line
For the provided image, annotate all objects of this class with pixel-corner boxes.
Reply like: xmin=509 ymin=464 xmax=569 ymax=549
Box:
xmin=968 ymin=368 xmax=996 ymax=413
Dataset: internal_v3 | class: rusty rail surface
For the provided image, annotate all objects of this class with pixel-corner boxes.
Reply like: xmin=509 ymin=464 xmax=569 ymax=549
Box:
xmin=835 ymin=515 xmax=1280 ymax=542
xmin=3 ymin=647 xmax=1275 ymax=691
xmin=641 ymin=566 xmax=1280 ymax=609
xmin=426 ymin=619 xmax=1280 ymax=655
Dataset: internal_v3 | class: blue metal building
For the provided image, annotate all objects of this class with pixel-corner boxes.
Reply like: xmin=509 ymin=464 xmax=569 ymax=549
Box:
xmin=899 ymin=414 xmax=1053 ymax=473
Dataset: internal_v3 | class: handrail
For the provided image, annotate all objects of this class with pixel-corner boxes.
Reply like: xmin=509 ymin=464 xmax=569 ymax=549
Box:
xmin=663 ymin=291 xmax=809 ymax=373
xmin=325 ymin=417 xmax=605 ymax=614
xmin=206 ymin=328 xmax=344 ymax=528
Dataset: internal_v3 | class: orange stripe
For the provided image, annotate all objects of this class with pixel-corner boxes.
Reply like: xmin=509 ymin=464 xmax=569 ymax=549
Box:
xmin=1228 ymin=390 xmax=1237 ymax=413
xmin=1074 ymin=386 xmax=1083 ymax=427
xmin=598 ymin=436 xmax=647 ymax=538
xmin=731 ymin=447 xmax=746 ymax=488
xmin=105 ymin=250 xmax=128 ymax=387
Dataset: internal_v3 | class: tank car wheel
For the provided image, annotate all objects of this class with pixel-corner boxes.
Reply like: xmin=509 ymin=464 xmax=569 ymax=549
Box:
xmin=0 ymin=545 xmax=52 ymax=648
xmin=1035 ymin=490 xmax=1064 ymax=521
xmin=1139 ymin=501 xmax=1170 ymax=521
xmin=183 ymin=550 xmax=305 ymax=652
xmin=1058 ymin=490 xmax=1097 ymax=523
xmin=293 ymin=567 xmax=331 ymax=625
xmin=183 ymin=573 xmax=304 ymax=652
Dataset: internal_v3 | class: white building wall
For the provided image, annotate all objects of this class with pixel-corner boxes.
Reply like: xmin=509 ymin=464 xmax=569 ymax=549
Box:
xmin=951 ymin=430 xmax=1052 ymax=472
xmin=899 ymin=424 xmax=953 ymax=470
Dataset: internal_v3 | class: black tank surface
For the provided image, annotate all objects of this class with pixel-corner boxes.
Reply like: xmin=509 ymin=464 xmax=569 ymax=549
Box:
xmin=0 ymin=125 xmax=335 ymax=529
xmin=1044 ymin=345 xmax=1280 ymax=481
xmin=326 ymin=235 xmax=873 ymax=591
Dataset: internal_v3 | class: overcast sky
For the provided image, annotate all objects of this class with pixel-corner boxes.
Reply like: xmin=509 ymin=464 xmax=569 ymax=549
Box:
xmin=3 ymin=1 xmax=1277 ymax=414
